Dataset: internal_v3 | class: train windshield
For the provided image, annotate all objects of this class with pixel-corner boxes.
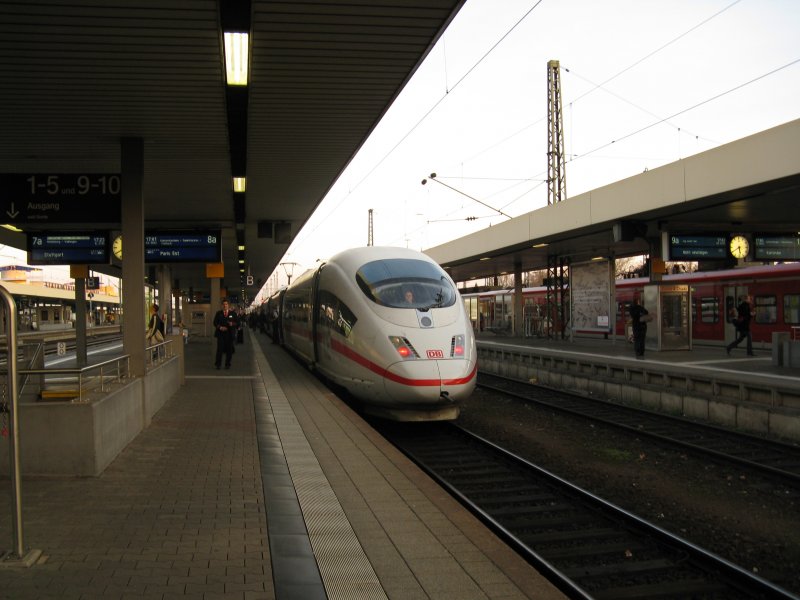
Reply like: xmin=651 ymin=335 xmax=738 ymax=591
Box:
xmin=355 ymin=258 xmax=457 ymax=310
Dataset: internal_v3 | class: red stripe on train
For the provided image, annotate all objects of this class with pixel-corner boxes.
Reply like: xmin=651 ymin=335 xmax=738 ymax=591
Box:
xmin=330 ymin=339 xmax=476 ymax=387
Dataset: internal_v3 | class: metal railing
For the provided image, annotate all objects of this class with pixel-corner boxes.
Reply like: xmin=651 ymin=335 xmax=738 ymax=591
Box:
xmin=17 ymin=354 xmax=131 ymax=403
xmin=146 ymin=338 xmax=173 ymax=367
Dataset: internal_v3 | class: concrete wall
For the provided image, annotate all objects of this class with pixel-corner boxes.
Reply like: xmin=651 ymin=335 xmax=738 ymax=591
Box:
xmin=478 ymin=346 xmax=800 ymax=443
xmin=0 ymin=355 xmax=182 ymax=477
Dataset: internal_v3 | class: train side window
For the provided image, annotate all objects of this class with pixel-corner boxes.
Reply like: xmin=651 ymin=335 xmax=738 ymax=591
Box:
xmin=318 ymin=290 xmax=357 ymax=337
xmin=699 ymin=297 xmax=718 ymax=324
xmin=784 ymin=294 xmax=800 ymax=324
xmin=754 ymin=295 xmax=776 ymax=324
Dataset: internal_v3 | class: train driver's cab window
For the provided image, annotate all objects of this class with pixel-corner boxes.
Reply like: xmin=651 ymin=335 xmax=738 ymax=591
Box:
xmin=784 ymin=294 xmax=800 ymax=324
xmin=754 ymin=295 xmax=776 ymax=324
xmin=356 ymin=259 xmax=457 ymax=310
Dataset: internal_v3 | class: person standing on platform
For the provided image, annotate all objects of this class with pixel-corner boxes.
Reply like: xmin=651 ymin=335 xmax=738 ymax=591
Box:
xmin=270 ymin=307 xmax=280 ymax=344
xmin=629 ymin=297 xmax=649 ymax=360
xmin=213 ymin=299 xmax=238 ymax=369
xmin=146 ymin=303 xmax=165 ymax=359
xmin=727 ymin=295 xmax=754 ymax=356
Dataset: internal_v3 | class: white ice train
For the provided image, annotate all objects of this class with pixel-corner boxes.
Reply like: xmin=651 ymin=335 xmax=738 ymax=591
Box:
xmin=278 ymin=246 xmax=477 ymax=421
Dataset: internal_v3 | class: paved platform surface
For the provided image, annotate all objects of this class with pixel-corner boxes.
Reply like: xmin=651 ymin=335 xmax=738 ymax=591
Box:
xmin=0 ymin=330 xmax=566 ymax=599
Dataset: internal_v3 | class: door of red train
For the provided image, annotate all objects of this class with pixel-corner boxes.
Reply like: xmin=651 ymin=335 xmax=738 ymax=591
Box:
xmin=724 ymin=285 xmax=748 ymax=346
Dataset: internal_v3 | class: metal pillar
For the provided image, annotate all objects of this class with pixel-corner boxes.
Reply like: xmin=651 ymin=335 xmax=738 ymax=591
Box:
xmin=0 ymin=284 xmax=42 ymax=567
xmin=546 ymin=255 xmax=568 ymax=340
xmin=513 ymin=262 xmax=523 ymax=337
xmin=547 ymin=60 xmax=567 ymax=206
xmin=74 ymin=275 xmax=87 ymax=367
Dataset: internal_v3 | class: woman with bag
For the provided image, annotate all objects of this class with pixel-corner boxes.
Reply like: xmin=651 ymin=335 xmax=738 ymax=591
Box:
xmin=146 ymin=303 xmax=165 ymax=346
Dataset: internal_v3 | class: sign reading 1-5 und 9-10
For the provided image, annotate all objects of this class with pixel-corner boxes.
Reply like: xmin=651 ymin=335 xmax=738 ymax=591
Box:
xmin=0 ymin=173 xmax=121 ymax=223
xmin=27 ymin=232 xmax=110 ymax=265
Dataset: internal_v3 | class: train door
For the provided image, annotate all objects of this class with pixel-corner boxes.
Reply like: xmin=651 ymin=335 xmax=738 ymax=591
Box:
xmin=311 ymin=266 xmax=323 ymax=364
xmin=724 ymin=286 xmax=748 ymax=346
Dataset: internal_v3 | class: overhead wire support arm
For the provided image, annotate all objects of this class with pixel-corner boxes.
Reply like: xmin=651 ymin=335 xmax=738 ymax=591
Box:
xmin=421 ymin=173 xmax=512 ymax=220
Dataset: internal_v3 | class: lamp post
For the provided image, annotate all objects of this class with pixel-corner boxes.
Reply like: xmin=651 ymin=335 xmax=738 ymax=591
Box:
xmin=280 ymin=262 xmax=300 ymax=286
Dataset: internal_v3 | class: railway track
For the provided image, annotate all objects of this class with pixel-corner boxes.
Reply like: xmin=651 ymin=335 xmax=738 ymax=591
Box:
xmin=478 ymin=372 xmax=800 ymax=487
xmin=379 ymin=421 xmax=798 ymax=600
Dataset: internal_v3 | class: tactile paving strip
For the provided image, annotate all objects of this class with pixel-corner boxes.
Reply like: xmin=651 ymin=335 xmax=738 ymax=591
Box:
xmin=252 ymin=341 xmax=388 ymax=600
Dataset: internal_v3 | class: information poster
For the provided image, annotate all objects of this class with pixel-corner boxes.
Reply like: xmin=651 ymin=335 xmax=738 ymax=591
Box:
xmin=571 ymin=261 xmax=612 ymax=332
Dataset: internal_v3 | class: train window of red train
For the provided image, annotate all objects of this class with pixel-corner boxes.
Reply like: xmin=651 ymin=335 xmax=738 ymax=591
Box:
xmin=754 ymin=295 xmax=777 ymax=324
xmin=699 ymin=297 xmax=719 ymax=324
xmin=783 ymin=294 xmax=800 ymax=324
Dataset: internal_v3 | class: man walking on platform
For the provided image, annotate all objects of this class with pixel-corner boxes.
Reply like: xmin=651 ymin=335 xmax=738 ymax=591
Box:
xmin=726 ymin=295 xmax=754 ymax=356
xmin=213 ymin=300 xmax=239 ymax=369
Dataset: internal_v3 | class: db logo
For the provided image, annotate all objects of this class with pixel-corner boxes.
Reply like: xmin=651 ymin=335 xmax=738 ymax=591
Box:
xmin=426 ymin=349 xmax=444 ymax=359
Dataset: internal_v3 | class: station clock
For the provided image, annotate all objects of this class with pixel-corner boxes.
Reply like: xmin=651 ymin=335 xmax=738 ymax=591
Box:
xmin=113 ymin=235 xmax=123 ymax=260
xmin=729 ymin=235 xmax=749 ymax=259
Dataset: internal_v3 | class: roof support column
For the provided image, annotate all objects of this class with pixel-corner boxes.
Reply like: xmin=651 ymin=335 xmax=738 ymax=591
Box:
xmin=513 ymin=261 xmax=523 ymax=337
xmin=210 ymin=276 xmax=221 ymax=360
xmin=159 ymin=266 xmax=172 ymax=333
xmin=121 ymin=137 xmax=146 ymax=378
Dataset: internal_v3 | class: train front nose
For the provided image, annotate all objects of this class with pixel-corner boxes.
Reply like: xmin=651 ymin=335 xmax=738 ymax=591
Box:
xmin=383 ymin=358 xmax=476 ymax=406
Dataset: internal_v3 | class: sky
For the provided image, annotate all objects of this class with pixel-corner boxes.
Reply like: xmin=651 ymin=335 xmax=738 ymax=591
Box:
xmin=255 ymin=0 xmax=799 ymax=301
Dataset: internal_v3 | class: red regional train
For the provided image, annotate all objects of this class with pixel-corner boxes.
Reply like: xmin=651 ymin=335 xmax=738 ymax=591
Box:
xmin=460 ymin=263 xmax=800 ymax=348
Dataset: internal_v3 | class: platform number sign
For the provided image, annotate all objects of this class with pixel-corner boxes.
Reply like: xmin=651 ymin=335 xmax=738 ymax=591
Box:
xmin=0 ymin=173 xmax=122 ymax=224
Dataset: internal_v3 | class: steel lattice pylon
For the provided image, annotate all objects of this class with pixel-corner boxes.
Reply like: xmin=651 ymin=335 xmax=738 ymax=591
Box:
xmin=547 ymin=60 xmax=567 ymax=205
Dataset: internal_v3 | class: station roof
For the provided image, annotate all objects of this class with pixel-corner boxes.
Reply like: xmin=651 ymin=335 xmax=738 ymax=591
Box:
xmin=425 ymin=118 xmax=800 ymax=283
xmin=0 ymin=0 xmax=465 ymax=299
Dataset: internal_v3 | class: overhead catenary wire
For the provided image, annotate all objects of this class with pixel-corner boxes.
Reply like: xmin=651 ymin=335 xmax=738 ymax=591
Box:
xmin=290 ymin=1 xmax=546 ymax=247
xmin=573 ymin=58 xmax=800 ymax=163
xmin=456 ymin=0 xmax=744 ymax=172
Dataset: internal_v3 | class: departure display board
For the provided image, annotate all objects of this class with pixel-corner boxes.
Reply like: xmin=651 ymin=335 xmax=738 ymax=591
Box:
xmin=667 ymin=234 xmax=727 ymax=259
xmin=27 ymin=232 xmax=109 ymax=265
xmin=754 ymin=234 xmax=800 ymax=260
xmin=145 ymin=230 xmax=221 ymax=263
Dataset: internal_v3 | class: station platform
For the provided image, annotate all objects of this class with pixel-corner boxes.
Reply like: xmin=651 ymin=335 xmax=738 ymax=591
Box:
xmin=0 ymin=330 xmax=566 ymax=599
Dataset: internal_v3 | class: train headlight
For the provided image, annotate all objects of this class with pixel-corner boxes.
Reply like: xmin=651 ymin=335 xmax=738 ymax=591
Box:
xmin=451 ymin=334 xmax=465 ymax=357
xmin=389 ymin=336 xmax=419 ymax=359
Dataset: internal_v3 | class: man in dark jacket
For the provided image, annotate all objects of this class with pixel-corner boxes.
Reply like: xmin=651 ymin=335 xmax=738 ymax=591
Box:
xmin=213 ymin=300 xmax=239 ymax=369
xmin=628 ymin=297 xmax=649 ymax=359
xmin=726 ymin=295 xmax=754 ymax=356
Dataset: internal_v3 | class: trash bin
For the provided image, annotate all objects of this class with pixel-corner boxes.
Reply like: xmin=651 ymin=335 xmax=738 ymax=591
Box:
xmin=772 ymin=332 xmax=790 ymax=366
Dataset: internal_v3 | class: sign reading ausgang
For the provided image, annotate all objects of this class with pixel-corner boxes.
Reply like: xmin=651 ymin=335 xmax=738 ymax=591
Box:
xmin=27 ymin=232 xmax=110 ymax=265
xmin=0 ymin=173 xmax=121 ymax=223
